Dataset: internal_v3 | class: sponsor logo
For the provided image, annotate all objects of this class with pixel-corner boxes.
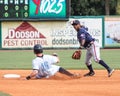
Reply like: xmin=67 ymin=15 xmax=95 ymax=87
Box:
xmin=6 ymin=22 xmax=46 ymax=39
xmin=32 ymin=0 xmax=65 ymax=14
xmin=3 ymin=22 xmax=48 ymax=47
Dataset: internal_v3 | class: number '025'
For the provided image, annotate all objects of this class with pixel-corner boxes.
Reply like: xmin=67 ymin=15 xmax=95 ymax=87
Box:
xmin=32 ymin=0 xmax=64 ymax=14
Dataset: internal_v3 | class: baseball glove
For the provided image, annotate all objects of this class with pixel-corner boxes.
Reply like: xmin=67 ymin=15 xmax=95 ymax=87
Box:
xmin=72 ymin=50 xmax=82 ymax=60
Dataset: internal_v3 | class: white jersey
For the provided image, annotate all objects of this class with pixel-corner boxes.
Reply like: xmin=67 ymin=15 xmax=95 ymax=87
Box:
xmin=32 ymin=55 xmax=60 ymax=78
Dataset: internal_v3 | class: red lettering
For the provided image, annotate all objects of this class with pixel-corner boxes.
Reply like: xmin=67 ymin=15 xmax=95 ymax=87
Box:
xmin=32 ymin=0 xmax=41 ymax=14
xmin=4 ymin=40 xmax=18 ymax=46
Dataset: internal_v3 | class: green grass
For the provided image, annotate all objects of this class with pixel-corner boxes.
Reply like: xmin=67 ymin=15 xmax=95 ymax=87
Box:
xmin=0 ymin=49 xmax=120 ymax=70
xmin=0 ymin=92 xmax=11 ymax=96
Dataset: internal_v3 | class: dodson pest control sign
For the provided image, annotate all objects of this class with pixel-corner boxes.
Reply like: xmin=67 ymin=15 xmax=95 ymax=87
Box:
xmin=2 ymin=22 xmax=48 ymax=48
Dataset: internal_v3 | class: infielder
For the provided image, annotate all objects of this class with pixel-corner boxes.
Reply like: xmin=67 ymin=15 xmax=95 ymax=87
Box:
xmin=26 ymin=44 xmax=80 ymax=80
xmin=71 ymin=20 xmax=114 ymax=77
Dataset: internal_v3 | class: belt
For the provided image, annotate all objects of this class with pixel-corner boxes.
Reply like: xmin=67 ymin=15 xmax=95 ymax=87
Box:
xmin=86 ymin=41 xmax=94 ymax=48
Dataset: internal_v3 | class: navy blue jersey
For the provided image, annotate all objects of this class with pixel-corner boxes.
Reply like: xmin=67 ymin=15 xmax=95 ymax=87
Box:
xmin=77 ymin=27 xmax=95 ymax=48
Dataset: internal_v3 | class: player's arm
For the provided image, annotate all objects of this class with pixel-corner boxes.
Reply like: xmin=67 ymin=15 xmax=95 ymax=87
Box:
xmin=26 ymin=69 xmax=38 ymax=80
xmin=56 ymin=57 xmax=60 ymax=63
xmin=78 ymin=38 xmax=86 ymax=49
xmin=80 ymin=39 xmax=85 ymax=47
xmin=78 ymin=33 xmax=86 ymax=49
xmin=52 ymin=53 xmax=60 ymax=63
xmin=26 ymin=60 xmax=39 ymax=80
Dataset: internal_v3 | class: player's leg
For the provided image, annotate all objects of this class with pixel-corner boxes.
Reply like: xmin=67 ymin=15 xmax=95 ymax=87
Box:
xmin=84 ymin=49 xmax=95 ymax=76
xmin=90 ymin=41 xmax=100 ymax=63
xmin=91 ymin=41 xmax=114 ymax=77
xmin=58 ymin=67 xmax=80 ymax=78
xmin=59 ymin=67 xmax=74 ymax=76
xmin=48 ymin=65 xmax=78 ymax=77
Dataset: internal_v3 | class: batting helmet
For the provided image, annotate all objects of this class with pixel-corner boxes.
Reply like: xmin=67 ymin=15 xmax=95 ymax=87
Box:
xmin=33 ymin=44 xmax=43 ymax=54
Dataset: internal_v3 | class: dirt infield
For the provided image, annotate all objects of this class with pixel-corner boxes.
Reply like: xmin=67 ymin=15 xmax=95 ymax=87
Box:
xmin=0 ymin=70 xmax=120 ymax=96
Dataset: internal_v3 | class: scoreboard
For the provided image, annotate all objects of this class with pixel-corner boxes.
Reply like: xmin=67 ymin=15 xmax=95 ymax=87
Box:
xmin=0 ymin=0 xmax=69 ymax=20
xmin=0 ymin=0 xmax=29 ymax=20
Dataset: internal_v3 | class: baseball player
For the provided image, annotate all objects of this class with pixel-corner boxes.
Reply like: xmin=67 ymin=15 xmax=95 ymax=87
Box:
xmin=71 ymin=20 xmax=114 ymax=77
xmin=26 ymin=44 xmax=80 ymax=80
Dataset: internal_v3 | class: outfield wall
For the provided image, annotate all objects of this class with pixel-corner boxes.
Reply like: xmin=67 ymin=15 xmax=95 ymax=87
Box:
xmin=0 ymin=16 xmax=120 ymax=49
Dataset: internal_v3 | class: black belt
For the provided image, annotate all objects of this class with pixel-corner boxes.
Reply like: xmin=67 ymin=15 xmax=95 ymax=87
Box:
xmin=86 ymin=43 xmax=92 ymax=48
xmin=86 ymin=41 xmax=94 ymax=48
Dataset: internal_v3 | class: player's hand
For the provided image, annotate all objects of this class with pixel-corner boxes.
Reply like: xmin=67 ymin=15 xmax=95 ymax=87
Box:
xmin=78 ymin=46 xmax=83 ymax=49
xmin=26 ymin=76 xmax=31 ymax=80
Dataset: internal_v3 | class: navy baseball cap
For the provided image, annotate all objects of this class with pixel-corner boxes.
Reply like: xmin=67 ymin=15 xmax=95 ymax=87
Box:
xmin=71 ymin=20 xmax=80 ymax=25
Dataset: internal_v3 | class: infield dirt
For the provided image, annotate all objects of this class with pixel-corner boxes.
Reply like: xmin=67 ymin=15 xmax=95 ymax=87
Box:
xmin=0 ymin=70 xmax=120 ymax=96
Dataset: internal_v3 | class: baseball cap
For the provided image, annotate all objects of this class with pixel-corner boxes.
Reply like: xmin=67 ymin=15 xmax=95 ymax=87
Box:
xmin=71 ymin=20 xmax=80 ymax=25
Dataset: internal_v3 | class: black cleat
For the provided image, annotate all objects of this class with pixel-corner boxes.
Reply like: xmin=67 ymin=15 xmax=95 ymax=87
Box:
xmin=108 ymin=69 xmax=114 ymax=77
xmin=84 ymin=71 xmax=95 ymax=77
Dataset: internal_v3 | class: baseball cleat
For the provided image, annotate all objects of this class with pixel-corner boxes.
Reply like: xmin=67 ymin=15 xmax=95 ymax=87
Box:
xmin=108 ymin=69 xmax=114 ymax=77
xmin=84 ymin=71 xmax=95 ymax=77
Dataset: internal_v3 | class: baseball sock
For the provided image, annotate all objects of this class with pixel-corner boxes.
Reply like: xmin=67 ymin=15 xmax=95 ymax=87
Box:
xmin=87 ymin=65 xmax=94 ymax=72
xmin=99 ymin=60 xmax=111 ymax=71
xmin=59 ymin=67 xmax=73 ymax=76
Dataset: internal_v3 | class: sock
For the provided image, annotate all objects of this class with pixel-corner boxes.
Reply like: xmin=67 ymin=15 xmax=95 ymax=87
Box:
xmin=99 ymin=60 xmax=110 ymax=71
xmin=59 ymin=67 xmax=73 ymax=76
xmin=87 ymin=65 xmax=94 ymax=72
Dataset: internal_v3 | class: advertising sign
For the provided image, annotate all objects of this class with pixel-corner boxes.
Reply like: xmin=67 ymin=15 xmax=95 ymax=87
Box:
xmin=1 ymin=17 xmax=103 ymax=49
xmin=29 ymin=0 xmax=66 ymax=18
xmin=2 ymin=22 xmax=49 ymax=48
xmin=105 ymin=17 xmax=120 ymax=47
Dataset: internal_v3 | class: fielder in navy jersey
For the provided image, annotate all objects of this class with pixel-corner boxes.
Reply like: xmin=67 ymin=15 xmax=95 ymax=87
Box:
xmin=71 ymin=20 xmax=114 ymax=77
